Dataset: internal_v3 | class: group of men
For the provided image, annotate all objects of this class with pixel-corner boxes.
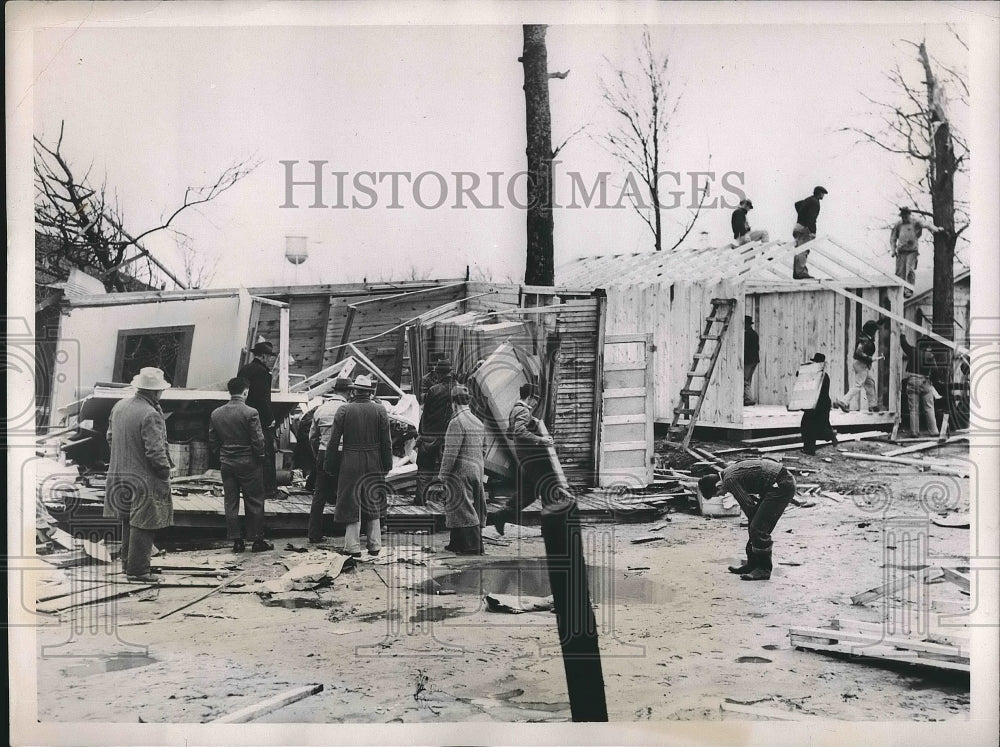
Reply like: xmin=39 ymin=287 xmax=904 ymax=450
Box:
xmin=732 ymin=188 xmax=942 ymax=288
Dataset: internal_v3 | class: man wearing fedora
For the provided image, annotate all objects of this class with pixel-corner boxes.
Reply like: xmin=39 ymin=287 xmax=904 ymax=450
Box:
xmin=800 ymin=353 xmax=838 ymax=455
xmin=209 ymin=377 xmax=273 ymax=553
xmin=743 ymin=315 xmax=760 ymax=406
xmin=890 ymin=207 xmax=943 ymax=299
xmin=307 ymin=375 xmax=351 ymax=543
xmin=104 ymin=367 xmax=174 ymax=582
xmin=325 ymin=374 xmax=393 ymax=557
xmin=731 ymin=197 xmax=769 ymax=246
xmin=415 ymin=358 xmax=455 ymax=506
xmin=239 ymin=340 xmax=279 ymax=501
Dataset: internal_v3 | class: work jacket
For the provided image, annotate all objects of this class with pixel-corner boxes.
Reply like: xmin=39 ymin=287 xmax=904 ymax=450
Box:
xmin=238 ymin=357 xmax=275 ymax=429
xmin=209 ymin=395 xmax=265 ymax=462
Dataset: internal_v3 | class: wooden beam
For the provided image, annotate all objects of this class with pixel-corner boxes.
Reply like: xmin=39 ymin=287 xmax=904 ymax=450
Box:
xmin=347 ymin=344 xmax=406 ymax=399
xmin=755 ymin=430 xmax=887 ymax=453
xmin=823 ymin=236 xmax=914 ymax=292
xmin=248 ymin=295 xmax=289 ymax=309
xmin=842 ymin=452 xmax=968 ymax=476
xmin=347 ymin=280 xmax=466 ymax=308
xmin=720 ymin=701 xmax=820 ymax=721
xmin=210 ymin=684 xmax=324 ymax=724
xmin=851 ymin=567 xmax=943 ymax=605
xmin=820 ymin=282 xmax=970 ymax=355
xmin=941 ymin=566 xmax=971 ymax=592
xmin=883 ymin=435 xmax=965 ymax=457
xmin=278 ymin=305 xmax=290 ymax=393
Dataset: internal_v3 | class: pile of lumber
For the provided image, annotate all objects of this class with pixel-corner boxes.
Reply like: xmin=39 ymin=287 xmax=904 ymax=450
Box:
xmin=789 ymin=617 xmax=969 ymax=673
xmin=842 ymin=433 xmax=970 ymax=477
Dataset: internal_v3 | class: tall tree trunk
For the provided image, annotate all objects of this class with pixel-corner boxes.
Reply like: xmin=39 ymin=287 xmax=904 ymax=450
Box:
xmin=919 ymin=42 xmax=956 ymax=342
xmin=521 ymin=24 xmax=554 ymax=286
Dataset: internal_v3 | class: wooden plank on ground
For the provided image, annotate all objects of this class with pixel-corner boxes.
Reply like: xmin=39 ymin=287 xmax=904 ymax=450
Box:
xmin=36 ymin=583 xmax=154 ymax=613
xmin=209 ymin=684 xmax=325 ymax=723
xmin=756 ymin=430 xmax=887 ymax=453
xmin=851 ymin=567 xmax=943 ymax=606
xmin=720 ymin=701 xmax=823 ymax=721
xmin=941 ymin=567 xmax=971 ymax=592
xmin=842 ymin=452 xmax=969 ymax=477
xmin=883 ymin=435 xmax=966 ymax=457
xmin=788 ymin=635 xmax=969 ymax=672
xmin=789 ymin=626 xmax=969 ymax=659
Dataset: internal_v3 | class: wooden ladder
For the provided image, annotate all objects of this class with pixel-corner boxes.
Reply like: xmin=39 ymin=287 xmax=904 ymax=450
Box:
xmin=670 ymin=298 xmax=738 ymax=449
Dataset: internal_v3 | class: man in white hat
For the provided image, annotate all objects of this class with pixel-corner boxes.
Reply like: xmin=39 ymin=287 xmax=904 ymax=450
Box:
xmin=104 ymin=367 xmax=174 ymax=582
xmin=325 ymin=374 xmax=393 ymax=557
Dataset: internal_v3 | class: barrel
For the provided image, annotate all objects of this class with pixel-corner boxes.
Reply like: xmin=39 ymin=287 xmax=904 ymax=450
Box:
xmin=168 ymin=442 xmax=191 ymax=478
xmin=188 ymin=440 xmax=210 ymax=475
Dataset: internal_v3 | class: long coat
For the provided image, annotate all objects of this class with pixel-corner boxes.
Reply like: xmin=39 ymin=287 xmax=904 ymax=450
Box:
xmin=326 ymin=398 xmax=393 ymax=524
xmin=437 ymin=406 xmax=487 ymax=529
xmin=104 ymin=393 xmax=173 ymax=530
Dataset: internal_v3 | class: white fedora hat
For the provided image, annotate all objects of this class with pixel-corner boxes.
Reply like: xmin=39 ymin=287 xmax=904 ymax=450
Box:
xmin=351 ymin=374 xmax=377 ymax=390
xmin=131 ymin=367 xmax=172 ymax=391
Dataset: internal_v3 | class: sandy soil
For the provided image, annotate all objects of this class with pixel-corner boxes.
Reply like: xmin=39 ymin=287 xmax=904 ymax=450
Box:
xmin=36 ymin=441 xmax=972 ymax=724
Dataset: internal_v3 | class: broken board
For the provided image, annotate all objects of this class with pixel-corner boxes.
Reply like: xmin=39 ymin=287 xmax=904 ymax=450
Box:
xmin=785 ymin=362 xmax=826 ymax=411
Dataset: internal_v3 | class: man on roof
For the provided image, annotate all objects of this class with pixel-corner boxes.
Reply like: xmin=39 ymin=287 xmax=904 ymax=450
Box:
xmin=792 ymin=186 xmax=828 ymax=279
xmin=890 ymin=207 xmax=943 ymax=299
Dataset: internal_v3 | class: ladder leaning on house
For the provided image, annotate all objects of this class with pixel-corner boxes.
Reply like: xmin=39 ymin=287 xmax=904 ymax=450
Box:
xmin=670 ymin=298 xmax=738 ymax=449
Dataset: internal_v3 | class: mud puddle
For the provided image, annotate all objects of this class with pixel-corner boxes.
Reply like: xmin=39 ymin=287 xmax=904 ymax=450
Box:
xmin=420 ymin=559 xmax=673 ymax=605
xmin=409 ymin=606 xmax=467 ymax=624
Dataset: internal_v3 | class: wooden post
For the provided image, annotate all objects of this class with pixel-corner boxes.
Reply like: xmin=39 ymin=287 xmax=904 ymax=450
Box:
xmin=540 ymin=498 xmax=608 ymax=722
xmin=278 ymin=304 xmax=290 ymax=393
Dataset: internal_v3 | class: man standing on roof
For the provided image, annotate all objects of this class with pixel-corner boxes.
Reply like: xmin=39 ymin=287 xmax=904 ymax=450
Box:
xmin=104 ymin=367 xmax=174 ymax=582
xmin=731 ymin=198 xmax=769 ymax=245
xmin=238 ymin=340 xmax=279 ymax=501
xmin=698 ymin=458 xmax=796 ymax=581
xmin=890 ymin=207 xmax=943 ymax=299
xmin=326 ymin=374 xmax=393 ymax=557
xmin=209 ymin=377 xmax=273 ymax=553
xmin=743 ymin=315 xmax=759 ymax=406
xmin=415 ymin=358 xmax=455 ymax=506
xmin=490 ymin=383 xmax=554 ymax=536
xmin=837 ymin=320 xmax=881 ymax=413
xmin=792 ymin=186 xmax=828 ymax=279
xmin=800 ymin=353 xmax=838 ymax=455
xmin=307 ymin=376 xmax=351 ymax=543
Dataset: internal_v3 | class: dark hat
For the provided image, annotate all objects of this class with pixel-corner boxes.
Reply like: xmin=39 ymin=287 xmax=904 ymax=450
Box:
xmin=251 ymin=340 xmax=275 ymax=355
xmin=744 ymin=315 xmax=754 ymax=325
xmin=697 ymin=474 xmax=720 ymax=500
xmin=434 ymin=358 xmax=453 ymax=372
xmin=429 ymin=351 xmax=447 ymax=362
xmin=814 ymin=186 xmax=828 ymax=196
xmin=899 ymin=206 xmax=912 ymax=214
xmin=740 ymin=198 xmax=754 ymax=210
xmin=862 ymin=320 xmax=880 ymax=335
xmin=332 ymin=376 xmax=351 ymax=392
xmin=811 ymin=353 xmax=826 ymax=363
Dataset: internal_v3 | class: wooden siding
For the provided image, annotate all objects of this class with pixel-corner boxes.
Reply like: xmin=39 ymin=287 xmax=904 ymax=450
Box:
xmin=551 ymin=298 xmax=603 ymax=485
xmin=604 ymin=280 xmax=745 ymax=425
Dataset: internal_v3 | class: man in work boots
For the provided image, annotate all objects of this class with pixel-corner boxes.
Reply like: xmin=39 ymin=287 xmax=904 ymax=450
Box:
xmin=307 ymin=375 xmax=351 ymax=542
xmin=490 ymin=383 xmax=554 ymax=536
xmin=209 ymin=377 xmax=273 ymax=553
xmin=104 ymin=367 xmax=174 ymax=582
xmin=698 ymin=458 xmax=797 ymax=581
xmin=792 ymin=186 xmax=828 ymax=279
xmin=238 ymin=340 xmax=279 ymax=501
xmin=415 ymin=358 xmax=455 ymax=505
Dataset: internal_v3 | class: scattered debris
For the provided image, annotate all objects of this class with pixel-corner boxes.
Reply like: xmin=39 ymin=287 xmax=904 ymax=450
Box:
xmin=851 ymin=568 xmax=944 ymax=606
xmin=630 ymin=536 xmax=666 ymax=545
xmin=720 ymin=701 xmax=821 ymax=721
xmin=842 ymin=452 xmax=969 ymax=477
xmin=932 ymin=514 xmax=970 ymax=529
xmin=484 ymin=593 xmax=554 ymax=614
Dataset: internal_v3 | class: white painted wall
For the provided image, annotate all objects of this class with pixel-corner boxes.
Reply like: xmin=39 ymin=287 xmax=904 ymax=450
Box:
xmin=52 ymin=296 xmax=248 ymax=417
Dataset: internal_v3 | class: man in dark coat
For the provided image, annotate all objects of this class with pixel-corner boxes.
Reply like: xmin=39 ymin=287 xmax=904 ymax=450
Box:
xmin=731 ymin=198 xmax=769 ymax=245
xmin=209 ymin=377 xmax=273 ymax=553
xmin=490 ymin=382 xmax=554 ymax=536
xmin=326 ymin=374 xmax=393 ymax=557
xmin=699 ymin=458 xmax=797 ymax=581
xmin=419 ymin=352 xmax=446 ymax=401
xmin=434 ymin=385 xmax=487 ymax=555
xmin=238 ymin=340 xmax=278 ymax=500
xmin=307 ymin=376 xmax=351 ymax=542
xmin=104 ymin=367 xmax=173 ymax=582
xmin=800 ymin=353 xmax=838 ymax=455
xmin=415 ymin=359 xmax=455 ymax=505
xmin=743 ymin=316 xmax=760 ymax=406
xmin=792 ymin=186 xmax=828 ymax=279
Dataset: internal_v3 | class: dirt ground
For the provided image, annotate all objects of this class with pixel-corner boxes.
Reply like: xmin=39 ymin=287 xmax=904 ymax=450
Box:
xmin=36 ymin=441 xmax=972 ymax=724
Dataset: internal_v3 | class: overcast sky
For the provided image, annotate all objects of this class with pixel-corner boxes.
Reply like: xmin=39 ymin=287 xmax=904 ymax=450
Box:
xmin=29 ymin=7 xmax=980 ymax=291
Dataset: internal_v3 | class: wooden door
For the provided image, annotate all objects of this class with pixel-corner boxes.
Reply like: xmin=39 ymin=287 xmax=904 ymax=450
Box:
xmin=598 ymin=334 xmax=654 ymax=488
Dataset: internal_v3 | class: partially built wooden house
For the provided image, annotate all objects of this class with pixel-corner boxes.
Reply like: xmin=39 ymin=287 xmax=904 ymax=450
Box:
xmin=558 ymin=236 xmax=914 ymax=438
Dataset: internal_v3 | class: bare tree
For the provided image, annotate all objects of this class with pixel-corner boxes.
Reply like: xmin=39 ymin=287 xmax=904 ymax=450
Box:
xmin=521 ymin=24 xmax=577 ymax=286
xmin=177 ymin=236 xmax=219 ymax=290
xmin=34 ymin=120 xmax=258 ymax=292
xmin=599 ymin=28 xmax=706 ymax=252
xmin=842 ymin=36 xmax=969 ymax=340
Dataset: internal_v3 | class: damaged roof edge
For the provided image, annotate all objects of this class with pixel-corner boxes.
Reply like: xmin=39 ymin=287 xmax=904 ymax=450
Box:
xmin=62 ymin=278 xmax=472 ymax=307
